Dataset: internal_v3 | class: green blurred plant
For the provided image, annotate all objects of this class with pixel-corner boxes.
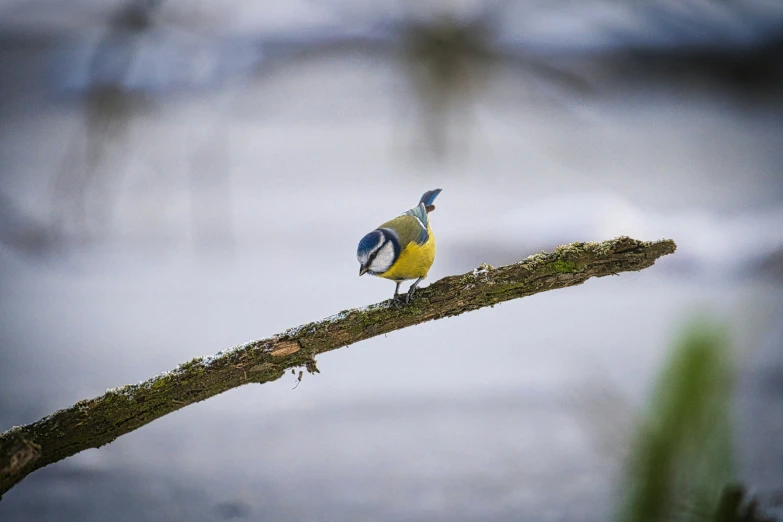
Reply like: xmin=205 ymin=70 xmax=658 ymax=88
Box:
xmin=618 ymin=318 xmax=738 ymax=522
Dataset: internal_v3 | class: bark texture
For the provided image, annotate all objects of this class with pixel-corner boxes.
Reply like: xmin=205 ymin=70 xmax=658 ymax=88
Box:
xmin=0 ymin=236 xmax=676 ymax=498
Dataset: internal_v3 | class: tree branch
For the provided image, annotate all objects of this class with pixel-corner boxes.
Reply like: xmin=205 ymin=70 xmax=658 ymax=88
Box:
xmin=0 ymin=236 xmax=676 ymax=498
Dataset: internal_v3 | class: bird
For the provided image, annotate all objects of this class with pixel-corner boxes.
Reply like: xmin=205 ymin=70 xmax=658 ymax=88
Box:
xmin=357 ymin=189 xmax=442 ymax=303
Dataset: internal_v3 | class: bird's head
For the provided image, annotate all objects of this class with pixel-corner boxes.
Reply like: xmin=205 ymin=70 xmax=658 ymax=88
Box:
xmin=357 ymin=229 xmax=398 ymax=276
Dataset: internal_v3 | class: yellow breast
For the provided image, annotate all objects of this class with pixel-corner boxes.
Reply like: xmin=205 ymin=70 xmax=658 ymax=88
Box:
xmin=379 ymin=227 xmax=436 ymax=281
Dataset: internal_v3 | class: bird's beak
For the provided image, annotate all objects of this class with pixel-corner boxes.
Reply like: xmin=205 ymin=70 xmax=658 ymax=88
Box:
xmin=359 ymin=265 xmax=368 ymax=276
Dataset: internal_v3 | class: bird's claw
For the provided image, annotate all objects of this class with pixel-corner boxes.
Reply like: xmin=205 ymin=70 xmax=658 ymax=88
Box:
xmin=391 ymin=287 xmax=418 ymax=306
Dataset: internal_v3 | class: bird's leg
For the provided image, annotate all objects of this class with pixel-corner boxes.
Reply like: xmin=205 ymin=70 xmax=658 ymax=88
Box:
xmin=392 ymin=281 xmax=403 ymax=303
xmin=406 ymin=277 xmax=424 ymax=303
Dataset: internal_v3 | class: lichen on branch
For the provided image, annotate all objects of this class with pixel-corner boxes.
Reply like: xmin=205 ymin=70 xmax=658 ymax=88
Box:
xmin=0 ymin=236 xmax=676 ymax=499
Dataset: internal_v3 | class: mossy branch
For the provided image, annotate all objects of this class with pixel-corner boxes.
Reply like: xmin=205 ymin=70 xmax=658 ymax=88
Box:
xmin=0 ymin=236 xmax=676 ymax=499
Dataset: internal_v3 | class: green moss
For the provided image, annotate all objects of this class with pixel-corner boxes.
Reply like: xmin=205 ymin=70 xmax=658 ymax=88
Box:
xmin=403 ymin=299 xmax=428 ymax=314
xmin=180 ymin=365 xmax=206 ymax=378
xmin=553 ymin=259 xmax=580 ymax=273
xmin=103 ymin=390 xmax=132 ymax=405
xmin=483 ymin=282 xmax=519 ymax=297
xmin=178 ymin=357 xmax=204 ymax=371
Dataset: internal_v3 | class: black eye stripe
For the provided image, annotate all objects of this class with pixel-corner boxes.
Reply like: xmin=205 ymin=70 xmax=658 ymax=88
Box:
xmin=367 ymin=237 xmax=387 ymax=263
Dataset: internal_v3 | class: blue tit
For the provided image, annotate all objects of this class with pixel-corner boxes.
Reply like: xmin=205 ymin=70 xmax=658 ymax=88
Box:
xmin=357 ymin=189 xmax=442 ymax=302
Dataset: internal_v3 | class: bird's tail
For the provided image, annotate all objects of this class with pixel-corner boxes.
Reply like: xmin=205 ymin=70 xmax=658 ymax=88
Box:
xmin=419 ymin=188 xmax=442 ymax=213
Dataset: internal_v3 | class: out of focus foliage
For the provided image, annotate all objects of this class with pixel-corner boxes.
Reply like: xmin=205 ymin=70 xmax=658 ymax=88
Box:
xmin=618 ymin=318 xmax=738 ymax=522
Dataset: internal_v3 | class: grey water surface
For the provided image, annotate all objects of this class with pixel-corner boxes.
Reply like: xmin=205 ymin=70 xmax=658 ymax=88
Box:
xmin=1 ymin=2 xmax=783 ymax=520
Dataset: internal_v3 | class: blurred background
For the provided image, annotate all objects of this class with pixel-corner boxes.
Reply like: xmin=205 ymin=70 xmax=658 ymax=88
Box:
xmin=1 ymin=0 xmax=782 ymax=520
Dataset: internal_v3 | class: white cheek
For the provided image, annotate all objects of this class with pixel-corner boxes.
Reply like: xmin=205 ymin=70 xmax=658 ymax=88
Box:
xmin=359 ymin=237 xmax=383 ymax=265
xmin=369 ymin=242 xmax=395 ymax=273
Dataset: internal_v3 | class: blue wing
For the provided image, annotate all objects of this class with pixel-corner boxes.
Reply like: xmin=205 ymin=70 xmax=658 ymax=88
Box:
xmin=382 ymin=189 xmax=441 ymax=246
xmin=403 ymin=203 xmax=430 ymax=244
xmin=401 ymin=189 xmax=442 ymax=244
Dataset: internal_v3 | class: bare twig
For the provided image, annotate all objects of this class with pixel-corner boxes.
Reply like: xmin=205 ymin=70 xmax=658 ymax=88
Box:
xmin=0 ymin=236 xmax=676 ymax=498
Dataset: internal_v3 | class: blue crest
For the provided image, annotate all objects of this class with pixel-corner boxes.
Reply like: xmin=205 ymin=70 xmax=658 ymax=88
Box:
xmin=357 ymin=230 xmax=384 ymax=258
